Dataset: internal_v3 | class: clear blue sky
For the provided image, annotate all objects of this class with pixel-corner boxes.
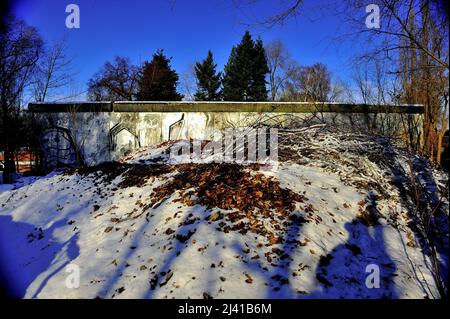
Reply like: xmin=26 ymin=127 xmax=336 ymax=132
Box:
xmin=13 ymin=0 xmax=365 ymax=99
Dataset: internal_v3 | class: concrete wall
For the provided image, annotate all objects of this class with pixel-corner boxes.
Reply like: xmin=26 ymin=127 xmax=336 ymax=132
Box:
xmin=29 ymin=102 xmax=424 ymax=171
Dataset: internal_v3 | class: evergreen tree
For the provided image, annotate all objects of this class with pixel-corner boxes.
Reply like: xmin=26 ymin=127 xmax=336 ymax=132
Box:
xmin=222 ymin=31 xmax=269 ymax=101
xmin=136 ymin=50 xmax=183 ymax=101
xmin=194 ymin=50 xmax=222 ymax=101
xmin=249 ymin=38 xmax=269 ymax=100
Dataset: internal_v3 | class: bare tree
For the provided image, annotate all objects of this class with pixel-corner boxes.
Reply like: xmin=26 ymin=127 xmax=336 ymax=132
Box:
xmin=231 ymin=0 xmax=448 ymax=164
xmin=179 ymin=63 xmax=197 ymax=101
xmin=299 ymin=63 xmax=331 ymax=102
xmin=335 ymin=0 xmax=449 ymax=164
xmin=0 ymin=16 xmax=42 ymax=183
xmin=231 ymin=0 xmax=305 ymax=27
xmin=397 ymin=1 xmax=449 ymax=163
xmin=352 ymin=61 xmax=376 ymax=104
xmin=87 ymin=56 xmax=140 ymax=101
xmin=32 ymin=39 xmax=74 ymax=102
xmin=381 ymin=0 xmax=448 ymax=164
xmin=281 ymin=63 xmax=331 ymax=102
xmin=265 ymin=39 xmax=298 ymax=101
xmin=328 ymin=78 xmax=347 ymax=102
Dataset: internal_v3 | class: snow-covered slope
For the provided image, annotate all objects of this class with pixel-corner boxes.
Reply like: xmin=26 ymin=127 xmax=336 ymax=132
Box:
xmin=0 ymin=127 xmax=448 ymax=299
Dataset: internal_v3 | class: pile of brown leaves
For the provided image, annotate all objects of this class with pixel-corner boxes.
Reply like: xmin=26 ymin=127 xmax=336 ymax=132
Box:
xmin=66 ymin=162 xmax=176 ymax=187
xmin=148 ymin=163 xmax=307 ymax=241
xmin=67 ymin=161 xmax=308 ymax=246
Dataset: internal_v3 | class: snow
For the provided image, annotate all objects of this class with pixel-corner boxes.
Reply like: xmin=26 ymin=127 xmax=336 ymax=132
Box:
xmin=0 ymin=127 xmax=448 ymax=299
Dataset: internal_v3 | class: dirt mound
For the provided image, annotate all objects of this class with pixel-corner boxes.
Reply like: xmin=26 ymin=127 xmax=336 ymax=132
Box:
xmin=67 ymin=161 xmax=308 ymax=247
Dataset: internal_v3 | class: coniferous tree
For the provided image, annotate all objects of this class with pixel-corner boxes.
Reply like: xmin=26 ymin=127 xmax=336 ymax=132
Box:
xmin=194 ymin=50 xmax=222 ymax=101
xmin=222 ymin=31 xmax=269 ymax=101
xmin=136 ymin=50 xmax=183 ymax=101
xmin=249 ymin=38 xmax=269 ymax=100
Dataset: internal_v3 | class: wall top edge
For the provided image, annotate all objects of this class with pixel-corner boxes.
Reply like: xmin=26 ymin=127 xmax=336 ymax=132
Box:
xmin=28 ymin=101 xmax=424 ymax=114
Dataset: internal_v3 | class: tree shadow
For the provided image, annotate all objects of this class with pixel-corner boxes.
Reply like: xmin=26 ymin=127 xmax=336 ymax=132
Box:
xmin=31 ymin=232 xmax=80 ymax=298
xmin=378 ymin=141 xmax=449 ymax=296
xmin=106 ymin=170 xmax=402 ymax=299
xmin=4 ymin=150 xmax=445 ymax=299
xmin=142 ymin=206 xmax=199 ymax=299
xmin=96 ymin=202 xmax=202 ymax=299
xmin=0 ymin=175 xmax=86 ymax=298
xmin=223 ymin=207 xmax=306 ymax=298
xmin=0 ymin=170 xmax=64 ymax=194
xmin=227 ymin=199 xmax=399 ymax=298
xmin=0 ymin=215 xmax=80 ymax=298
xmin=95 ymin=207 xmax=158 ymax=298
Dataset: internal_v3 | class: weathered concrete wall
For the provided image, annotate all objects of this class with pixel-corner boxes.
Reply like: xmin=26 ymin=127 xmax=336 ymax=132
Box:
xmin=29 ymin=102 xmax=423 ymax=171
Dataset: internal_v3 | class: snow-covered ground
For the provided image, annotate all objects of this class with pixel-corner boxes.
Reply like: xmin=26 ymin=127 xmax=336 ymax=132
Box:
xmin=0 ymin=127 xmax=448 ymax=299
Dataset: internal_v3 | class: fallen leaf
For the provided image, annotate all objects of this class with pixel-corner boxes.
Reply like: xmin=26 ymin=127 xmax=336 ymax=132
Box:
xmin=245 ymin=273 xmax=253 ymax=284
xmin=203 ymin=292 xmax=213 ymax=299
xmin=104 ymin=226 xmax=113 ymax=233
xmin=208 ymin=212 xmax=223 ymax=221
xmin=268 ymin=235 xmax=281 ymax=245
xmin=116 ymin=286 xmax=125 ymax=294
xmin=165 ymin=228 xmax=175 ymax=235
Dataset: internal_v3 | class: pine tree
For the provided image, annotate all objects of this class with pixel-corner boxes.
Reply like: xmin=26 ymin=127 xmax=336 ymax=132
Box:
xmin=222 ymin=31 xmax=269 ymax=101
xmin=249 ymin=38 xmax=269 ymax=100
xmin=136 ymin=50 xmax=183 ymax=101
xmin=194 ymin=50 xmax=222 ymax=101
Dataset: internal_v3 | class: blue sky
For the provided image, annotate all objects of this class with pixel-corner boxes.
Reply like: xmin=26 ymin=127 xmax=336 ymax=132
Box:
xmin=14 ymin=0 xmax=365 ymax=99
